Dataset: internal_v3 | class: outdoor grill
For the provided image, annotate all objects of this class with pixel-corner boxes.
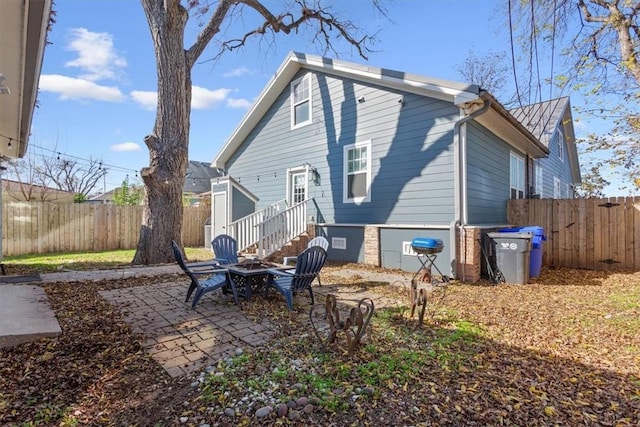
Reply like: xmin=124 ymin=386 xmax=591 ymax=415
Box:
xmin=410 ymin=237 xmax=448 ymax=283
xmin=411 ymin=237 xmax=444 ymax=255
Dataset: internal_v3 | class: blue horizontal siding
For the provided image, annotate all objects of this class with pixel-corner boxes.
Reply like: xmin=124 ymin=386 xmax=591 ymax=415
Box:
xmin=466 ymin=121 xmax=512 ymax=224
xmin=226 ymin=68 xmax=459 ymax=226
xmin=380 ymin=228 xmax=452 ymax=275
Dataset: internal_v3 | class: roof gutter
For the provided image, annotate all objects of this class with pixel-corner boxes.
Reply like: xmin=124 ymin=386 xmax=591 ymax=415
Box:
xmin=450 ymin=94 xmax=491 ymax=279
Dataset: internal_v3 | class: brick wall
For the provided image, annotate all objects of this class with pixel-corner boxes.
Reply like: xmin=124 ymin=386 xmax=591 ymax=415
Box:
xmin=456 ymin=226 xmax=481 ymax=283
xmin=364 ymin=226 xmax=380 ymax=266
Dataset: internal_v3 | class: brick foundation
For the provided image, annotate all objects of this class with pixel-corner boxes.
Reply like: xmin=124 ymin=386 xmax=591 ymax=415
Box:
xmin=456 ymin=226 xmax=481 ymax=283
xmin=363 ymin=226 xmax=380 ymax=266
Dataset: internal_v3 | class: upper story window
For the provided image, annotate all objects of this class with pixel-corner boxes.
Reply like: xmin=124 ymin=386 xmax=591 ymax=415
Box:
xmin=554 ymin=126 xmax=565 ymax=162
xmin=344 ymin=141 xmax=371 ymax=203
xmin=510 ymin=152 xmax=525 ymax=199
xmin=290 ymin=74 xmax=312 ymax=129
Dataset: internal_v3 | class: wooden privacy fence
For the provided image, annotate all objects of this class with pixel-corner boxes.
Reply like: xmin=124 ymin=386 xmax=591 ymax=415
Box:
xmin=507 ymin=197 xmax=640 ymax=271
xmin=1 ymin=202 xmax=210 ymax=256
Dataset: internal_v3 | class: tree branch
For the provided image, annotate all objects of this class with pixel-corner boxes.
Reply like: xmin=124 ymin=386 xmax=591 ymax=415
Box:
xmin=578 ymin=0 xmax=608 ymax=22
xmin=186 ymin=0 xmax=234 ymax=67
xmin=211 ymin=0 xmax=376 ymax=61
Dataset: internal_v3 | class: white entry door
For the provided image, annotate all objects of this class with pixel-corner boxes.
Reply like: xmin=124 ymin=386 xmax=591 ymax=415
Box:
xmin=287 ymin=167 xmax=308 ymax=206
xmin=212 ymin=191 xmax=227 ymax=238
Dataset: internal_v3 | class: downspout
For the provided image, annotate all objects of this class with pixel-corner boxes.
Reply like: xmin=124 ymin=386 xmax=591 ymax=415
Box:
xmin=450 ymin=94 xmax=491 ymax=279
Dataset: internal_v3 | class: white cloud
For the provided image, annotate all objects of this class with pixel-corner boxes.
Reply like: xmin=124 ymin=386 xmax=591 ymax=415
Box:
xmin=65 ymin=28 xmax=127 ymax=81
xmin=131 ymin=86 xmax=238 ymax=110
xmin=223 ymin=66 xmax=252 ymax=77
xmin=192 ymin=86 xmax=232 ymax=109
xmin=39 ymin=74 xmax=125 ymax=102
xmin=227 ymin=98 xmax=253 ymax=109
xmin=111 ymin=142 xmax=141 ymax=152
xmin=130 ymin=90 xmax=157 ymax=110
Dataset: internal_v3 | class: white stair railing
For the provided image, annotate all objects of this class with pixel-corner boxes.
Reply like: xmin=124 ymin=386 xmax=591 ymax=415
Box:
xmin=257 ymin=199 xmax=310 ymax=258
xmin=227 ymin=199 xmax=287 ymax=252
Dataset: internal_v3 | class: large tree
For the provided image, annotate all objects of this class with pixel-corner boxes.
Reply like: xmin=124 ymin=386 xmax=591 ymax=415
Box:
xmin=133 ymin=0 xmax=381 ymax=264
xmin=507 ymin=0 xmax=640 ymax=191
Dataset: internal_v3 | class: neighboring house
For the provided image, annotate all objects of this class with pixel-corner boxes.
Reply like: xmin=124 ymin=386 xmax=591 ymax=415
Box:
xmin=1 ymin=179 xmax=76 ymax=202
xmin=183 ymin=160 xmax=224 ymax=206
xmin=211 ymin=52 xmax=580 ymax=281
xmin=88 ymin=160 xmax=221 ymax=205
xmin=0 ymin=0 xmax=53 ymax=260
xmin=88 ymin=185 xmax=145 ymax=205
xmin=510 ymin=98 xmax=580 ymax=199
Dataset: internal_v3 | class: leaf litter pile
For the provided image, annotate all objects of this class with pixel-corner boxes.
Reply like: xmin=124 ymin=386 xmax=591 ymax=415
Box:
xmin=1 ymin=265 xmax=639 ymax=426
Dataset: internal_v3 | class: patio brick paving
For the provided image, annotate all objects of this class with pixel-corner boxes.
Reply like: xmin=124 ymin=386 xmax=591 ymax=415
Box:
xmin=100 ymin=280 xmax=277 ymax=378
xmin=100 ymin=269 xmax=411 ymax=378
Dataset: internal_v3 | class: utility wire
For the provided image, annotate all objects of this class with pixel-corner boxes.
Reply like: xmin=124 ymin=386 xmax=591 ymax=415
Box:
xmin=508 ymin=0 xmax=525 ymax=109
xmin=0 ymin=132 xmax=139 ymax=176
xmin=549 ymin=0 xmax=558 ymax=101
xmin=531 ymin=0 xmax=543 ymax=106
xmin=28 ymin=142 xmax=139 ymax=176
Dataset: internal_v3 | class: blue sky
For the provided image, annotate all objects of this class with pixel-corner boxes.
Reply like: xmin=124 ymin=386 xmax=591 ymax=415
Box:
xmin=29 ymin=0 xmax=626 ymax=195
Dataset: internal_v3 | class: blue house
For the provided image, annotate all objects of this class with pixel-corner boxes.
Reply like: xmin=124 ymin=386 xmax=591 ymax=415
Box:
xmin=211 ymin=52 xmax=580 ymax=281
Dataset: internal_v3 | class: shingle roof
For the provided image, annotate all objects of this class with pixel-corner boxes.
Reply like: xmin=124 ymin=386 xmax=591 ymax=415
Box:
xmin=184 ymin=160 xmax=223 ymax=194
xmin=509 ymin=97 xmax=570 ymax=147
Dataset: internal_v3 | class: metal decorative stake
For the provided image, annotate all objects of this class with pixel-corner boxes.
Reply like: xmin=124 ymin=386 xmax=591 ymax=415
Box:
xmin=310 ymin=294 xmax=374 ymax=357
xmin=409 ymin=277 xmax=428 ymax=329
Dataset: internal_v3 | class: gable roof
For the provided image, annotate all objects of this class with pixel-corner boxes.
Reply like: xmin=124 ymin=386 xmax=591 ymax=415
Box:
xmin=184 ymin=160 xmax=223 ymax=193
xmin=510 ymin=97 xmax=581 ymax=183
xmin=213 ymin=52 xmax=551 ymax=169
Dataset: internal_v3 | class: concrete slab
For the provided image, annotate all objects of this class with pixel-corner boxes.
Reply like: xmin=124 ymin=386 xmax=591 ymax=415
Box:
xmin=0 ymin=264 xmax=182 ymax=348
xmin=0 ymin=284 xmax=61 ymax=348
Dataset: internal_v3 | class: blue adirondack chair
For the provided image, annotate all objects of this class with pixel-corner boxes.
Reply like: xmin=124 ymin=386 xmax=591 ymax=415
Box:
xmin=265 ymin=246 xmax=327 ymax=310
xmin=171 ymin=240 xmax=239 ymax=307
xmin=283 ymin=236 xmax=329 ymax=286
xmin=211 ymin=234 xmax=239 ymax=265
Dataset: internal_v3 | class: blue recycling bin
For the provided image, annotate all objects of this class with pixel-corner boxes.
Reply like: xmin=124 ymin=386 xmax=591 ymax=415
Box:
xmin=498 ymin=226 xmax=546 ymax=278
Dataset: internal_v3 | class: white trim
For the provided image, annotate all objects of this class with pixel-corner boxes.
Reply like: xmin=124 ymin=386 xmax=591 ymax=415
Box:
xmin=298 ymin=54 xmax=478 ymax=105
xmin=509 ymin=151 xmax=525 ymax=199
xmin=290 ymin=73 xmax=312 ymax=129
xmin=556 ymin=127 xmax=565 ymax=162
xmin=213 ymin=52 xmax=481 ymax=169
xmin=343 ymin=140 xmax=372 ymax=204
xmin=211 ymin=190 xmax=229 ymax=237
xmin=402 ymin=241 xmax=418 ymax=256
xmin=212 ymin=175 xmax=259 ymax=203
xmin=332 ymin=237 xmax=347 ymax=250
xmin=534 ymin=163 xmax=543 ymax=197
xmin=553 ymin=176 xmax=561 ymax=198
xmin=285 ymin=165 xmax=309 ymax=206
xmin=316 ymin=223 xmax=451 ymax=229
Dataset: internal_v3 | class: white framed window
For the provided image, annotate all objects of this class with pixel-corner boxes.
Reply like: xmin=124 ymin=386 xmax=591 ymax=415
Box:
xmin=286 ymin=166 xmax=308 ymax=206
xmin=332 ymin=237 xmax=347 ymax=250
xmin=290 ymin=74 xmax=311 ymax=128
xmin=553 ymin=177 xmax=561 ymax=198
xmin=510 ymin=152 xmax=525 ymax=199
xmin=402 ymin=241 xmax=418 ymax=256
xmin=554 ymin=127 xmax=565 ymax=162
xmin=343 ymin=141 xmax=372 ymax=203
xmin=565 ymin=183 xmax=572 ymax=198
xmin=534 ymin=163 xmax=543 ymax=197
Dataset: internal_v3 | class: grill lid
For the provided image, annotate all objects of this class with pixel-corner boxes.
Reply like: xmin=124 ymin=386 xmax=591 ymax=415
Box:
xmin=411 ymin=237 xmax=444 ymax=254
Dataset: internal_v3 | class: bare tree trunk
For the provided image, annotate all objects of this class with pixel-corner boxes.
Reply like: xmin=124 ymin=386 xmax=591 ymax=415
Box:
xmin=133 ymin=1 xmax=191 ymax=264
